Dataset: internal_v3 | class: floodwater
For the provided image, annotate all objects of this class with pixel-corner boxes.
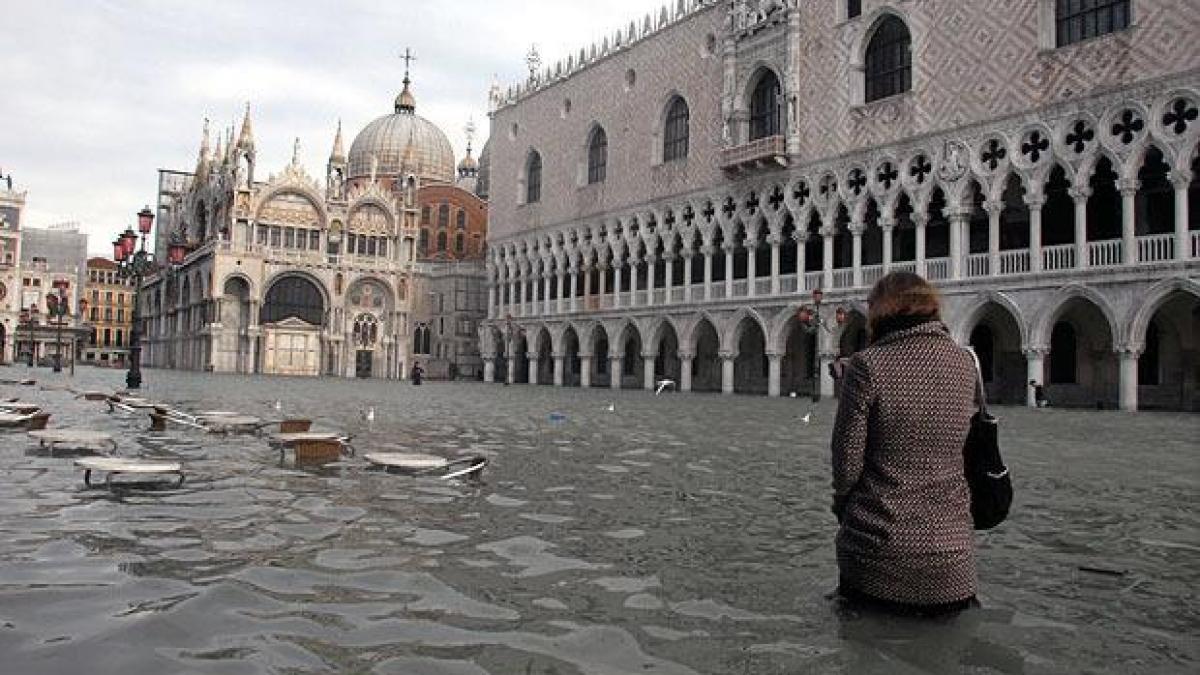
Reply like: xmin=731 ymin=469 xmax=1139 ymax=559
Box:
xmin=0 ymin=366 xmax=1196 ymax=674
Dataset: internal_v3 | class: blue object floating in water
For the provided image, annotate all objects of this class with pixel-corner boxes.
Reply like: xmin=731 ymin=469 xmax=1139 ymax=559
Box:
xmin=548 ymin=412 xmax=568 ymax=423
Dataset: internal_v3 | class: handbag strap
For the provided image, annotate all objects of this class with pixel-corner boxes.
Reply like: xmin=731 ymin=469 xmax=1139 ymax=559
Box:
xmin=964 ymin=347 xmax=989 ymax=416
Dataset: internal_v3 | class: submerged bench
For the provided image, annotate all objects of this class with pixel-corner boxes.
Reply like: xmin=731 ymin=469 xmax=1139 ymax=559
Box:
xmin=75 ymin=457 xmax=185 ymax=489
xmin=29 ymin=429 xmax=117 ymax=454
xmin=363 ymin=453 xmax=488 ymax=480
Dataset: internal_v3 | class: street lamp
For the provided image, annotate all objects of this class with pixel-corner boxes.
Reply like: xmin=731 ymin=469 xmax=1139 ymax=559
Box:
xmin=794 ymin=288 xmax=848 ymax=403
xmin=113 ymin=205 xmax=170 ymax=390
xmin=47 ymin=283 xmax=70 ymax=373
xmin=20 ymin=306 xmax=38 ymax=366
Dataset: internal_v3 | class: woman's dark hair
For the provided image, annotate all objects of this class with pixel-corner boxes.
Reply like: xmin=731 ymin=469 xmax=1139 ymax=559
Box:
xmin=866 ymin=272 xmax=942 ymax=341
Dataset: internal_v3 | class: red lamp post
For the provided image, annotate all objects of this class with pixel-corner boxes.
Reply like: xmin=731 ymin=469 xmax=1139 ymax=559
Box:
xmin=114 ymin=206 xmax=162 ymax=389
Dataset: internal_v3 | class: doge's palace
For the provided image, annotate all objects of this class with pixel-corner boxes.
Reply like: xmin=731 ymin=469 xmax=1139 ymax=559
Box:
xmin=481 ymin=0 xmax=1200 ymax=411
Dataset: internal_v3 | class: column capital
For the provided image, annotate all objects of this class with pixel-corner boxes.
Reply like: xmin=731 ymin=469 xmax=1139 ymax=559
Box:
xmin=718 ymin=350 xmax=738 ymax=361
xmin=1115 ymin=345 xmax=1143 ymax=359
xmin=1068 ymin=186 xmax=1092 ymax=202
xmin=677 ymin=350 xmax=695 ymax=361
xmin=1168 ymin=169 xmax=1193 ymax=190
xmin=1022 ymin=346 xmax=1048 ymax=358
xmin=1023 ymin=193 xmax=1046 ymax=209
xmin=640 ymin=351 xmax=658 ymax=361
xmin=1117 ymin=178 xmax=1140 ymax=196
xmin=982 ymin=199 xmax=1004 ymax=216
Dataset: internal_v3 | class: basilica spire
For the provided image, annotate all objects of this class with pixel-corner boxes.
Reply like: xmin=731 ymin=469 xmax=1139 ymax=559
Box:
xmin=195 ymin=118 xmax=212 ymax=178
xmin=395 ymin=48 xmax=417 ymax=114
xmin=236 ymin=102 xmax=256 ymax=154
xmin=329 ymin=119 xmax=345 ymax=163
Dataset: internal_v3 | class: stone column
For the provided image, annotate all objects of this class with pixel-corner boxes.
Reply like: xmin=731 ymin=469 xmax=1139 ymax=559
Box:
xmin=1170 ymin=170 xmax=1191 ymax=261
xmin=1118 ymin=348 xmax=1140 ymax=412
xmin=1024 ymin=348 xmax=1045 ymax=407
xmin=1070 ymin=187 xmax=1091 ymax=269
xmin=682 ymin=252 xmax=694 ymax=302
xmin=664 ymin=253 xmax=675 ymax=304
xmin=818 ymin=350 xmax=837 ymax=400
xmin=528 ymin=354 xmax=539 ymax=385
xmin=914 ymin=213 xmax=928 ymax=277
xmin=543 ymin=273 xmax=552 ymax=316
xmin=850 ymin=224 xmax=864 ymax=287
xmin=507 ymin=276 xmax=516 ymax=318
xmin=767 ymin=353 xmax=782 ymax=397
xmin=506 ymin=354 xmax=517 ymax=385
xmin=1120 ymin=181 xmax=1138 ymax=265
xmin=580 ymin=355 xmax=593 ymax=388
xmin=1026 ymin=194 xmax=1044 ymax=274
xmin=628 ymin=254 xmax=639 ymax=308
xmin=487 ymin=275 xmax=497 ymax=320
xmin=598 ymin=263 xmax=608 ymax=297
xmin=679 ymin=351 xmax=694 ymax=393
xmin=645 ymin=253 xmax=656 ymax=307
xmin=610 ymin=356 xmax=623 ymax=390
xmin=556 ymin=272 xmax=566 ymax=314
xmin=702 ymin=245 xmax=714 ymax=301
xmin=570 ymin=267 xmax=580 ymax=313
xmin=822 ymin=230 xmax=834 ymax=290
xmin=613 ymin=257 xmax=624 ymax=309
xmin=553 ymin=353 xmax=565 ymax=386
xmin=769 ymin=235 xmax=781 ymax=295
xmin=583 ymin=265 xmax=593 ymax=309
xmin=520 ymin=274 xmax=530 ymax=317
xmin=984 ymin=200 xmax=1002 ymax=275
xmin=880 ymin=219 xmax=894 ymax=273
xmin=949 ymin=211 xmax=968 ymax=279
xmin=720 ymin=351 xmax=736 ymax=395
xmin=483 ymin=357 xmax=495 ymax=383
xmin=723 ymin=244 xmax=735 ymax=298
xmin=746 ymin=243 xmax=758 ymax=298
xmin=643 ymin=354 xmax=656 ymax=391
xmin=795 ymin=233 xmax=808 ymax=288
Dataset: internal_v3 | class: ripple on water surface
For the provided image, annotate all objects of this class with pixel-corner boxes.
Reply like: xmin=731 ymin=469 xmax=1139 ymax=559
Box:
xmin=0 ymin=369 xmax=1196 ymax=673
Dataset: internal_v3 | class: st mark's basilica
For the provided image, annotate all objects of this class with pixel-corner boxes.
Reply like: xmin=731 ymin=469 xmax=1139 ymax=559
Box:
xmin=140 ymin=65 xmax=491 ymax=380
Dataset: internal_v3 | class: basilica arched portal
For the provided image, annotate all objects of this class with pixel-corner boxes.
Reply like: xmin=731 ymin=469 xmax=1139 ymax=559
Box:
xmin=260 ymin=275 xmax=326 ymax=377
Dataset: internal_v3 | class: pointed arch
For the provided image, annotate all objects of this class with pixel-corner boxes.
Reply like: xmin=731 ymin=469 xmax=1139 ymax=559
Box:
xmin=1031 ymin=284 xmax=1121 ymax=348
xmin=1126 ymin=277 xmax=1200 ymax=350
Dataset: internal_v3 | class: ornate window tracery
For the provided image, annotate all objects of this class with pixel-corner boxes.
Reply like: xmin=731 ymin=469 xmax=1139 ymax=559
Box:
xmin=525 ymin=151 xmax=542 ymax=203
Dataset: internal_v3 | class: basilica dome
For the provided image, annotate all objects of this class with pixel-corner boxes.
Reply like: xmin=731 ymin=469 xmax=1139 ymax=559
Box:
xmin=347 ymin=79 xmax=456 ymax=184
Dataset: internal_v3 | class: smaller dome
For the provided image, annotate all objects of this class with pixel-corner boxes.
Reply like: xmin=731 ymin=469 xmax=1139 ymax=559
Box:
xmin=395 ymin=88 xmax=416 ymax=114
xmin=458 ymin=154 xmax=478 ymax=172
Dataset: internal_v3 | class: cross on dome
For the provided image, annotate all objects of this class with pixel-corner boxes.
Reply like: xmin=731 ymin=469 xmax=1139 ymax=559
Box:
xmin=395 ymin=47 xmax=418 ymax=114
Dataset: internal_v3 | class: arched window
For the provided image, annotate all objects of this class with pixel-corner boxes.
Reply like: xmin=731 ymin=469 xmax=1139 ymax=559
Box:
xmin=587 ymin=127 xmax=608 ymax=184
xmin=865 ymin=16 xmax=912 ymax=103
xmin=663 ymin=97 xmax=690 ymax=162
xmin=1056 ymin=0 xmax=1130 ymax=47
xmin=438 ymin=204 xmax=450 ymax=228
xmin=354 ymin=314 xmax=379 ymax=347
xmin=421 ymin=206 xmax=431 ymax=224
xmin=261 ymin=276 xmax=325 ymax=326
xmin=436 ymin=231 xmax=447 ymax=252
xmin=456 ymin=209 xmax=466 ymax=229
xmin=418 ymin=229 xmax=429 ymax=255
xmin=1050 ymin=321 xmax=1077 ymax=384
xmin=749 ymin=70 xmax=782 ymax=140
xmin=455 ymin=232 xmax=465 ymax=254
xmin=525 ymin=151 xmax=542 ymax=203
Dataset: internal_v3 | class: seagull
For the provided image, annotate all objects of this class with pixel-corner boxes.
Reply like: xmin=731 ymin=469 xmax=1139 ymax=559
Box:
xmin=273 ymin=400 xmax=283 ymax=411
xmin=801 ymin=411 xmax=812 ymax=425
xmin=605 ymin=403 xmax=616 ymax=412
xmin=362 ymin=406 xmax=376 ymax=423
xmin=789 ymin=392 xmax=797 ymax=398
xmin=654 ymin=379 xmax=676 ymax=396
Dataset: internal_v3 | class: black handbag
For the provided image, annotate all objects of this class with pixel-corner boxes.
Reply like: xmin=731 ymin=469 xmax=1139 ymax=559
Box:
xmin=964 ymin=349 xmax=1012 ymax=530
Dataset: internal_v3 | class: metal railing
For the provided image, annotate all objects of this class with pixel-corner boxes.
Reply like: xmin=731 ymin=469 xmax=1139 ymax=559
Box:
xmin=719 ymin=135 xmax=787 ymax=169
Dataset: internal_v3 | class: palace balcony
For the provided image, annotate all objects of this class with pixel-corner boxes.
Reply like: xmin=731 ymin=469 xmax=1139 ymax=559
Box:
xmin=720 ymin=135 xmax=788 ymax=173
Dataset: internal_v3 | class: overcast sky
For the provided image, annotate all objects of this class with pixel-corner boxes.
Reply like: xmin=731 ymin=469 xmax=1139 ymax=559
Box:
xmin=1 ymin=0 xmax=659 ymax=254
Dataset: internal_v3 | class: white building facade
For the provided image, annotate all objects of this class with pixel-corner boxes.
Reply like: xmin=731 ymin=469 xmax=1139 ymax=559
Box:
xmin=482 ymin=0 xmax=1200 ymax=411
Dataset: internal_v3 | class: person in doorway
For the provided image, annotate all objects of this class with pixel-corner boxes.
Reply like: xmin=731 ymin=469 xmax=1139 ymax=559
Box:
xmin=411 ymin=361 xmax=424 ymax=386
xmin=1029 ymin=380 xmax=1049 ymax=408
xmin=831 ymin=271 xmax=979 ymax=616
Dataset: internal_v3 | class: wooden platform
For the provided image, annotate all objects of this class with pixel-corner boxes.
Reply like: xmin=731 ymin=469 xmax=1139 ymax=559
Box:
xmin=28 ymin=429 xmax=117 ymax=453
xmin=75 ymin=457 xmax=185 ymax=489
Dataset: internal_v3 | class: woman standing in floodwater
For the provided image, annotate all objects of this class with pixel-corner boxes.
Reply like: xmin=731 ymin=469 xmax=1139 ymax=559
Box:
xmin=831 ymin=272 xmax=979 ymax=616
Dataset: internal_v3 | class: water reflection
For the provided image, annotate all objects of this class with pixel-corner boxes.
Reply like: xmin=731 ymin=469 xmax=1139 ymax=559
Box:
xmin=0 ymin=366 xmax=1196 ymax=673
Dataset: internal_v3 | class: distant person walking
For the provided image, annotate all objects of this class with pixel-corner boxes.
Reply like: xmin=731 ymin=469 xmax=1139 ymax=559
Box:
xmin=1029 ymin=380 xmax=1048 ymax=407
xmin=831 ymin=272 xmax=979 ymax=616
xmin=411 ymin=361 xmax=424 ymax=386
